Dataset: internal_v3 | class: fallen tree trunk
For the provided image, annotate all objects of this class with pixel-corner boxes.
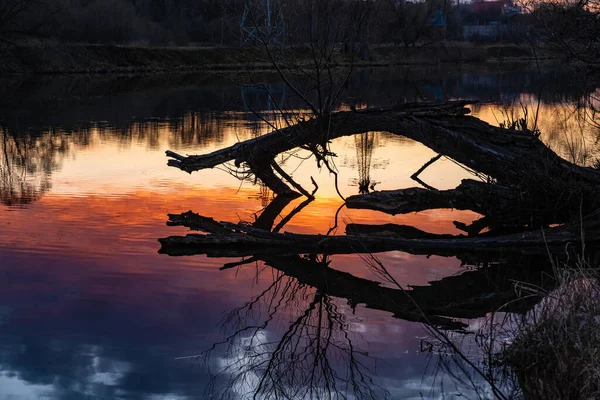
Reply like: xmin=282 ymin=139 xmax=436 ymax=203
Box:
xmin=158 ymin=211 xmax=598 ymax=258
xmin=167 ymin=100 xmax=600 ymax=187
xmin=166 ymin=100 xmax=600 ymax=231
xmin=345 ymin=179 xmax=505 ymax=215
xmin=164 ymin=100 xmax=600 ymax=248
xmin=166 ymin=101 xmax=473 ymax=172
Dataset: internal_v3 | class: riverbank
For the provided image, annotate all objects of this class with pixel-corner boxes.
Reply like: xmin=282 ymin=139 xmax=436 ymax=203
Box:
xmin=502 ymin=261 xmax=600 ymax=400
xmin=0 ymin=43 xmax=542 ymax=74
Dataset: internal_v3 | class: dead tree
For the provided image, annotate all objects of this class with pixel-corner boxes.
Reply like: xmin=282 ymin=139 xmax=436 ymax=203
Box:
xmin=166 ymin=100 xmax=600 ymax=239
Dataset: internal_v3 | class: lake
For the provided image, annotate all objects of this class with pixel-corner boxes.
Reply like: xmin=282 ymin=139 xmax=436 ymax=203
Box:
xmin=0 ymin=64 xmax=598 ymax=399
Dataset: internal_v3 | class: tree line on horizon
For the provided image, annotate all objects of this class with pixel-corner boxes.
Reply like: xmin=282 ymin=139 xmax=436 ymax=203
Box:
xmin=1 ymin=0 xmax=456 ymax=46
xmin=0 ymin=0 xmax=599 ymax=59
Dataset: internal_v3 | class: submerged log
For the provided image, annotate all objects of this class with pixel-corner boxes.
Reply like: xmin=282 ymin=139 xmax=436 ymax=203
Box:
xmin=345 ymin=223 xmax=459 ymax=239
xmin=345 ymin=178 xmax=570 ymax=235
xmin=158 ymin=211 xmax=598 ymax=258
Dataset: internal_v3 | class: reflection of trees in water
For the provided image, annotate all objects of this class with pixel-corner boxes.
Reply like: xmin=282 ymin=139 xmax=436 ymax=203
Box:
xmin=484 ymin=95 xmax=600 ymax=167
xmin=205 ymin=259 xmax=387 ymax=400
xmin=355 ymin=132 xmax=376 ymax=194
xmin=419 ymin=311 xmax=522 ymax=400
xmin=0 ymin=108 xmax=279 ymax=208
xmin=161 ymin=189 xmax=562 ymax=399
xmin=4 ymin=109 xmax=231 ymax=151
xmin=544 ymin=106 xmax=593 ymax=166
xmin=0 ymin=127 xmax=69 ymax=207
xmin=167 ymin=111 xmax=228 ymax=149
xmin=85 ymin=111 xmax=229 ymax=151
xmin=194 ymin=248 xmax=555 ymax=399
xmin=344 ymin=131 xmax=392 ymax=194
xmin=167 ymin=194 xmax=388 ymax=399
xmin=0 ymin=111 xmax=234 ymax=207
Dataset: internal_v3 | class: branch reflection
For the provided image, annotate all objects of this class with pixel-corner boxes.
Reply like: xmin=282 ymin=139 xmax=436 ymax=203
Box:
xmin=0 ymin=127 xmax=69 ymax=207
xmin=205 ymin=258 xmax=387 ymax=400
xmin=162 ymin=191 xmax=558 ymax=399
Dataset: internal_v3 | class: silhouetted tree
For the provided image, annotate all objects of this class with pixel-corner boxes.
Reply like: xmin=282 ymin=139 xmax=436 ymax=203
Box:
xmin=373 ymin=0 xmax=448 ymax=47
xmin=518 ymin=0 xmax=600 ymax=64
xmin=0 ymin=0 xmax=55 ymax=44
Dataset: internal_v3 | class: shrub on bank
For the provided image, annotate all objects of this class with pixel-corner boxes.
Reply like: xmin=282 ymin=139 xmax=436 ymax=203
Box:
xmin=504 ymin=266 xmax=600 ymax=399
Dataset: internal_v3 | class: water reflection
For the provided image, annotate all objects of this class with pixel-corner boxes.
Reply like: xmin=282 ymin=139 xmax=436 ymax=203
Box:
xmin=353 ymin=132 xmax=377 ymax=194
xmin=205 ymin=258 xmax=387 ymax=400
xmin=1 ymin=67 xmax=599 ymax=206
xmin=0 ymin=128 xmax=69 ymax=207
xmin=473 ymin=96 xmax=600 ymax=166
xmin=0 ymin=65 xmax=600 ymax=399
xmin=162 ymin=200 xmax=558 ymax=398
xmin=159 ymin=150 xmax=561 ymax=399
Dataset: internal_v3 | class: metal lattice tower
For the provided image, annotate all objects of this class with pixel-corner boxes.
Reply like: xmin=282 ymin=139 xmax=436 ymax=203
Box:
xmin=240 ymin=0 xmax=285 ymax=45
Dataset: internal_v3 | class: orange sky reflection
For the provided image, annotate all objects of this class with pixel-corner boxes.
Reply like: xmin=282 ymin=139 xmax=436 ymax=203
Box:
xmin=9 ymin=101 xmax=590 ymax=296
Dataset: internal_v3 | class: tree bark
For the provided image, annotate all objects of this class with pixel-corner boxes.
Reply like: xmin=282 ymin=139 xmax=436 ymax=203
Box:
xmin=345 ymin=179 xmax=500 ymax=215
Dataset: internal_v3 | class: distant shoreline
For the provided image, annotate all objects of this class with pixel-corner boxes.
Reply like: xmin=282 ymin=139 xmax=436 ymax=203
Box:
xmin=0 ymin=43 xmax=551 ymax=75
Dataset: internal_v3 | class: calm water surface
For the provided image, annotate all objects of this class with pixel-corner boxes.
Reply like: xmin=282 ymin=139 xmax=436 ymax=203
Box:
xmin=0 ymin=65 xmax=598 ymax=399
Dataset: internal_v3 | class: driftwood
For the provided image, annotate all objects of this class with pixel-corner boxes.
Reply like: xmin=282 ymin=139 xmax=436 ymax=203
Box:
xmin=161 ymin=99 xmax=600 ymax=285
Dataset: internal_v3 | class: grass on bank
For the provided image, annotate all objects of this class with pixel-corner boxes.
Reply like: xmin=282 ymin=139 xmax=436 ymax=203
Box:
xmin=503 ymin=252 xmax=600 ymax=400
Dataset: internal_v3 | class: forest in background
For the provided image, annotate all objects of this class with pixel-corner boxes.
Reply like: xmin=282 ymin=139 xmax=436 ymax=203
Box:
xmin=1 ymin=0 xmax=524 ymax=47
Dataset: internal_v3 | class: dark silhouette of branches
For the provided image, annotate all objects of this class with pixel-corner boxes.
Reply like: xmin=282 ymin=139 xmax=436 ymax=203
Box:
xmin=383 ymin=0 xmax=449 ymax=47
xmin=0 ymin=0 xmax=56 ymax=44
xmin=200 ymin=259 xmax=388 ymax=400
xmin=518 ymin=0 xmax=600 ymax=64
